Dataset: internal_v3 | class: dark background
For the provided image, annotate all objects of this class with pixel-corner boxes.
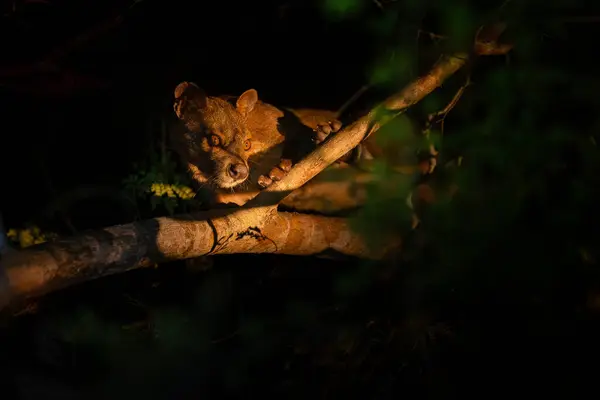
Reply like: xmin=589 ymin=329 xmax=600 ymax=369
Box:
xmin=0 ymin=0 xmax=373 ymax=227
xmin=2 ymin=0 xmax=600 ymax=398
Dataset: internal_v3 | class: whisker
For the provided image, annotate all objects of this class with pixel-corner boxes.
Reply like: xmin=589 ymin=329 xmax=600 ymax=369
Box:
xmin=206 ymin=175 xmax=219 ymax=189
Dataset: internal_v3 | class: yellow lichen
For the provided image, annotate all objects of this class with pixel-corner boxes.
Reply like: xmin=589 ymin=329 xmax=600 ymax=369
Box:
xmin=7 ymin=225 xmax=53 ymax=248
xmin=150 ymin=183 xmax=195 ymax=200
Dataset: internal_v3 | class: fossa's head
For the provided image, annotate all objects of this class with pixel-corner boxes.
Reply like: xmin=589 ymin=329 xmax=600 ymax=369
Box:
xmin=173 ymin=82 xmax=258 ymax=189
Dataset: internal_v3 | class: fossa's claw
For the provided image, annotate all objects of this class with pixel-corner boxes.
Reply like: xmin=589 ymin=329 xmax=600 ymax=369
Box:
xmin=258 ymin=158 xmax=293 ymax=188
xmin=258 ymin=175 xmax=273 ymax=188
xmin=278 ymin=158 xmax=292 ymax=172
xmin=313 ymin=119 xmax=343 ymax=145
xmin=268 ymin=167 xmax=286 ymax=181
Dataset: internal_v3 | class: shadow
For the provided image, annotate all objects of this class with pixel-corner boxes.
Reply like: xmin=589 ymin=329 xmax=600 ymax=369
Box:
xmin=277 ymin=108 xmax=320 ymax=165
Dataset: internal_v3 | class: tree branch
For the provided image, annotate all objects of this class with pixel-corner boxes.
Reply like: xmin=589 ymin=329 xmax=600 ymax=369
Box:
xmin=0 ymin=206 xmax=395 ymax=310
xmin=244 ymin=23 xmax=511 ymax=207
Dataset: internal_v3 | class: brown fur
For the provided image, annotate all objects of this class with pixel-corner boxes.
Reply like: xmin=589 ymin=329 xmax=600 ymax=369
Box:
xmin=172 ymin=82 xmax=268 ymax=190
xmin=172 ymin=81 xmax=343 ymax=195
xmin=172 ymin=82 xmax=440 ymax=230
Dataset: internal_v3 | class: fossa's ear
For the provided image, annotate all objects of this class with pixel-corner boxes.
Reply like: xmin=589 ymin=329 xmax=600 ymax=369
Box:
xmin=236 ymin=89 xmax=258 ymax=116
xmin=173 ymin=81 xmax=208 ymax=121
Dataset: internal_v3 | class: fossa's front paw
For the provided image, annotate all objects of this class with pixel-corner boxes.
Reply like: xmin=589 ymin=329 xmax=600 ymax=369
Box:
xmin=258 ymin=158 xmax=293 ymax=188
xmin=314 ymin=119 xmax=361 ymax=164
xmin=313 ymin=119 xmax=343 ymax=144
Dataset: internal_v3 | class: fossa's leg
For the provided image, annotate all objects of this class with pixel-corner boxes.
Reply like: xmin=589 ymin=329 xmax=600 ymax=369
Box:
xmin=257 ymin=119 xmax=343 ymax=188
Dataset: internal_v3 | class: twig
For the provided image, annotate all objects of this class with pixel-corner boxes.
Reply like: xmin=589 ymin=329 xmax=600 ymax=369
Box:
xmin=417 ymin=30 xmax=448 ymax=42
xmin=427 ymin=75 xmax=472 ymax=133
xmin=336 ymin=85 xmax=371 ymax=117
xmin=418 ymin=76 xmax=471 ymax=174
xmin=371 ymin=0 xmax=384 ymax=11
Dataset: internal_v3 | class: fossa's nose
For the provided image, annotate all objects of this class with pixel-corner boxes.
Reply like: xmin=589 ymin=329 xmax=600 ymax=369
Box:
xmin=227 ymin=163 xmax=249 ymax=181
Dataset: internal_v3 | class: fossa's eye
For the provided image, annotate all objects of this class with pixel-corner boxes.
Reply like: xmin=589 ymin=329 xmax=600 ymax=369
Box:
xmin=209 ymin=134 xmax=221 ymax=146
xmin=244 ymin=139 xmax=251 ymax=151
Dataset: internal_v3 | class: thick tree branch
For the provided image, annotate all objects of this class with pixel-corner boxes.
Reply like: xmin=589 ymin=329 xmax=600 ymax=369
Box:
xmin=0 ymin=206 xmax=394 ymax=310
